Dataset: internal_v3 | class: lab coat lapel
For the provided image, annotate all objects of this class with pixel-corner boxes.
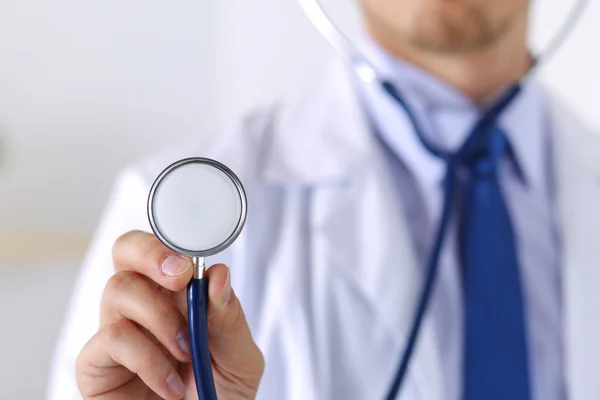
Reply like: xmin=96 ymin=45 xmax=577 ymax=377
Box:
xmin=263 ymin=60 xmax=445 ymax=399
xmin=549 ymin=94 xmax=600 ymax=400
xmin=310 ymin=148 xmax=445 ymax=400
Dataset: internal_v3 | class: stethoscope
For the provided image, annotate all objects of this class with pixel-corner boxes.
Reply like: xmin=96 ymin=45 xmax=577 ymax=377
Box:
xmin=146 ymin=1 xmax=591 ymax=399
xmin=148 ymin=157 xmax=247 ymax=400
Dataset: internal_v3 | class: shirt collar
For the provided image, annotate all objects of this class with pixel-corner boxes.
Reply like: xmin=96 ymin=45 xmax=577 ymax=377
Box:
xmin=356 ymin=34 xmax=548 ymax=190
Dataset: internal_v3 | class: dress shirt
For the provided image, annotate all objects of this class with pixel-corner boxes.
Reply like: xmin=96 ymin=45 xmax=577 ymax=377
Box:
xmin=355 ymin=35 xmax=564 ymax=400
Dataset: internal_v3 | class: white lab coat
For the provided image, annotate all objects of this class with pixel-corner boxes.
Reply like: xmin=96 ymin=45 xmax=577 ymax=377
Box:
xmin=48 ymin=60 xmax=600 ymax=400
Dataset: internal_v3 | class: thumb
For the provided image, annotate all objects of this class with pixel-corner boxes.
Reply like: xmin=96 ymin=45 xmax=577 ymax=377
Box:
xmin=204 ymin=264 xmax=264 ymax=393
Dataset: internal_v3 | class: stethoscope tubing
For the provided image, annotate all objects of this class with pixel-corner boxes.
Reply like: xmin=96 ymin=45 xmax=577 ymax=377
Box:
xmin=188 ymin=277 xmax=218 ymax=400
xmin=298 ymin=0 xmax=591 ymax=86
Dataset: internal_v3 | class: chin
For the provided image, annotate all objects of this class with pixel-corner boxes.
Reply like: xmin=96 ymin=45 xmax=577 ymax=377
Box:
xmin=362 ymin=0 xmax=523 ymax=54
xmin=405 ymin=3 xmax=509 ymax=52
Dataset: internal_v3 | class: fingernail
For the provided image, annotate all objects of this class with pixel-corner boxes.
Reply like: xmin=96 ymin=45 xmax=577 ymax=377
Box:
xmin=161 ymin=256 xmax=190 ymax=277
xmin=166 ymin=371 xmax=185 ymax=397
xmin=222 ymin=266 xmax=232 ymax=308
xmin=176 ymin=329 xmax=191 ymax=354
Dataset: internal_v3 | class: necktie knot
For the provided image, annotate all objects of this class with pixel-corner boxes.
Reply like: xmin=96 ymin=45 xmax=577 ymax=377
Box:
xmin=455 ymin=125 xmax=508 ymax=179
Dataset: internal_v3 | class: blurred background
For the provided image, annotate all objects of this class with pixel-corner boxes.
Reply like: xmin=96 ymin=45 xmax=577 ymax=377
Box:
xmin=0 ymin=0 xmax=598 ymax=398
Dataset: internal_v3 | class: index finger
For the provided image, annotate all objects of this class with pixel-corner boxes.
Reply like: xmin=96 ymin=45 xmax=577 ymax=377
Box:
xmin=112 ymin=230 xmax=193 ymax=292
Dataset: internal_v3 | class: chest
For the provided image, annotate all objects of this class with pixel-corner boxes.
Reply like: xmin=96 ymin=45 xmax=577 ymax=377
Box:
xmin=238 ymin=157 xmax=445 ymax=399
xmin=237 ymin=131 xmax=600 ymax=400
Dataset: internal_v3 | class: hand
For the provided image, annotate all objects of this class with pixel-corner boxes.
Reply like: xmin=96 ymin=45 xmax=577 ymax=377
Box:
xmin=76 ymin=230 xmax=264 ymax=399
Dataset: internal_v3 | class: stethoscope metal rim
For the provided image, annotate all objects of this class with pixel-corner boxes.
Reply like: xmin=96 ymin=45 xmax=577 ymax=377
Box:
xmin=298 ymin=0 xmax=592 ymax=85
xmin=147 ymin=157 xmax=248 ymax=258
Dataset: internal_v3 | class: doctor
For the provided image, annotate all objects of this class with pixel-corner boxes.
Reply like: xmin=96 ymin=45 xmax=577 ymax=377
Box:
xmin=49 ymin=0 xmax=600 ymax=399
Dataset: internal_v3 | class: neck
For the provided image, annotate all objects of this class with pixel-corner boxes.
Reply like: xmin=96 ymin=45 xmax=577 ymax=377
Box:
xmin=365 ymin=13 xmax=531 ymax=102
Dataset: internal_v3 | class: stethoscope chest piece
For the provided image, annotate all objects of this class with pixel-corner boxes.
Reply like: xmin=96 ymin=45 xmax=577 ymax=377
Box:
xmin=148 ymin=157 xmax=247 ymax=258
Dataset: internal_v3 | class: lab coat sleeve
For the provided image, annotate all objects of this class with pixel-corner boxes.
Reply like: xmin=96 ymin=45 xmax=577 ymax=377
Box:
xmin=46 ymin=166 xmax=151 ymax=400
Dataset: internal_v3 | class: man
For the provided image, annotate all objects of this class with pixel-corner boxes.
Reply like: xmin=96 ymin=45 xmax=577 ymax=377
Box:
xmin=49 ymin=0 xmax=600 ymax=399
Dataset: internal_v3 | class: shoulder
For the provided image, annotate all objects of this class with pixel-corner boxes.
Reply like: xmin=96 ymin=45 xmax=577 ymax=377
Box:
xmin=127 ymin=59 xmax=351 ymax=190
xmin=131 ymin=80 xmax=328 ymax=187
xmin=132 ymin=105 xmax=278 ymax=189
xmin=543 ymin=85 xmax=600 ymax=173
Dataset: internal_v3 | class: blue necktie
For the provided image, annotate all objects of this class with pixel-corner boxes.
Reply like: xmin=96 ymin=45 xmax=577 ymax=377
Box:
xmin=460 ymin=124 xmax=531 ymax=400
xmin=381 ymin=82 xmax=531 ymax=400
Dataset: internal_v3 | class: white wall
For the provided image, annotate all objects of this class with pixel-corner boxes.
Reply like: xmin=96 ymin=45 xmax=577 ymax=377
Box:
xmin=0 ymin=0 xmax=598 ymax=253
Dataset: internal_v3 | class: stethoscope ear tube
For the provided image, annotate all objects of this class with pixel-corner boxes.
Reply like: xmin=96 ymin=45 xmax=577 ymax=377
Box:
xmin=188 ymin=278 xmax=218 ymax=400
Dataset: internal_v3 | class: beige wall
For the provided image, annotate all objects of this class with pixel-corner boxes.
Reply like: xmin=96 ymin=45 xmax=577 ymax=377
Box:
xmin=0 ymin=260 xmax=78 ymax=400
